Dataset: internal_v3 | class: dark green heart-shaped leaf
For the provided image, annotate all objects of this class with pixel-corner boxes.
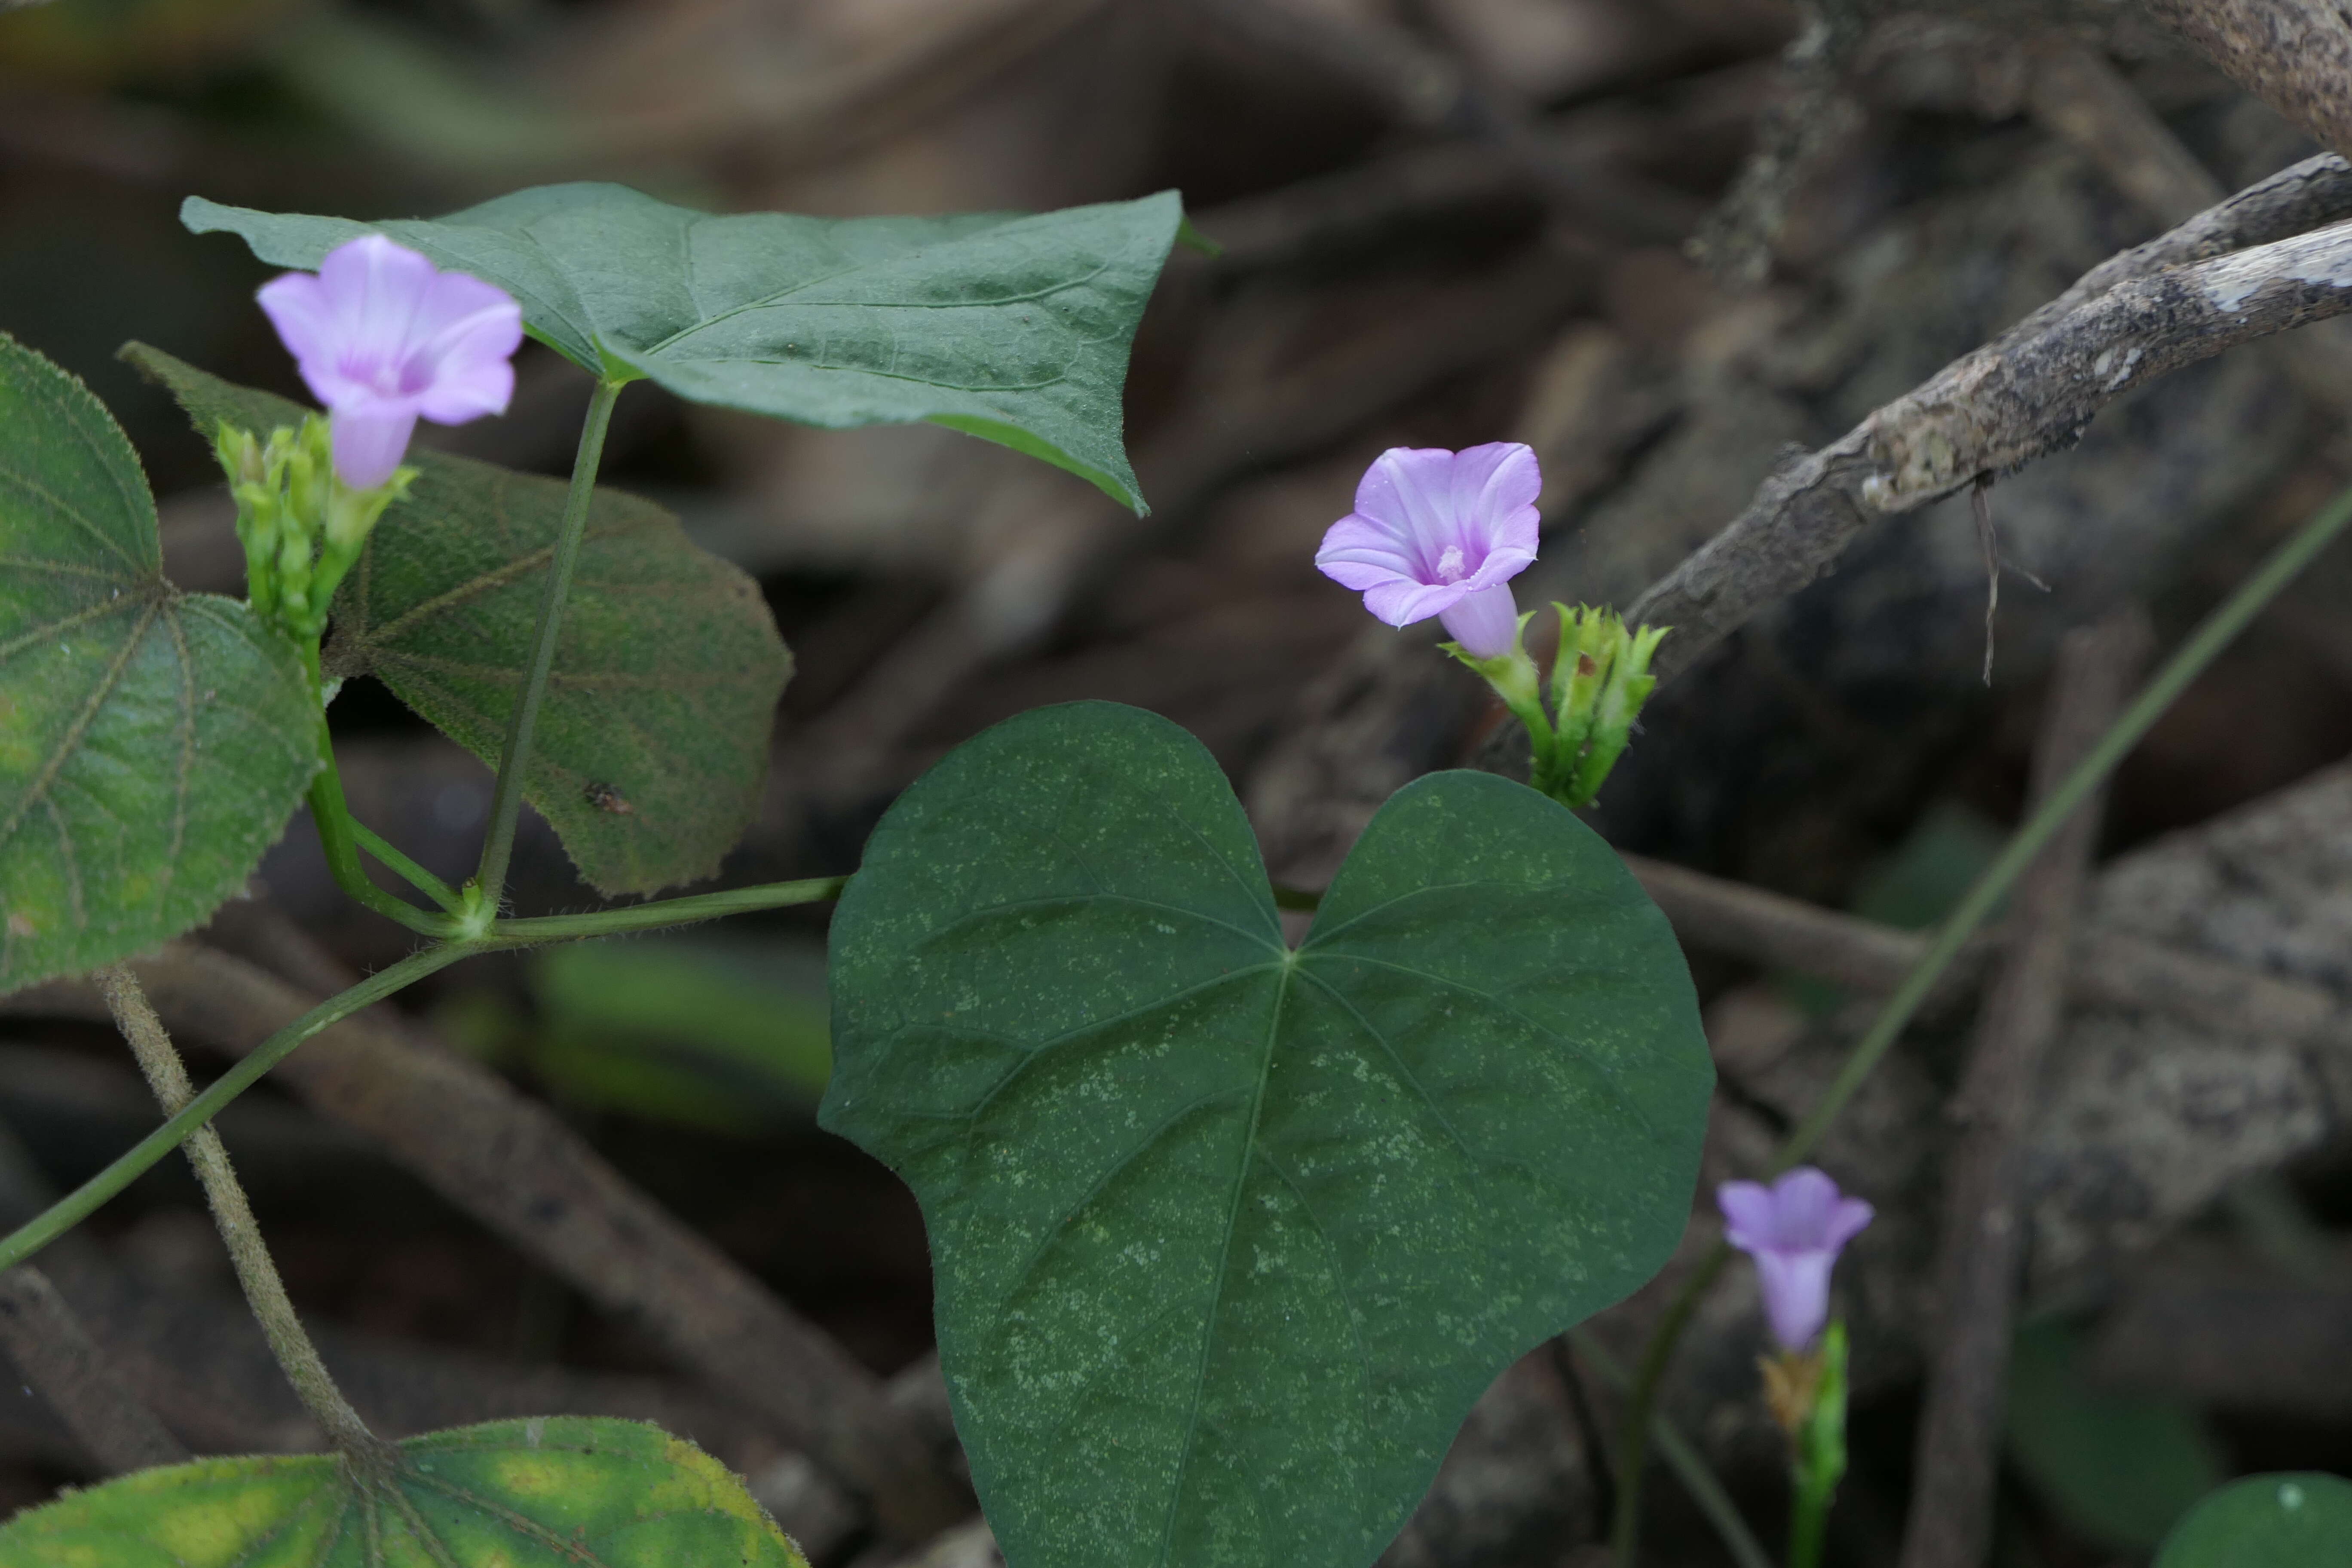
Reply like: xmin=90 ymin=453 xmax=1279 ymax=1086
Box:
xmin=823 ymin=701 xmax=1712 ymax=1568
xmin=2156 ymin=1473 xmax=2352 ymax=1567
xmin=0 ymin=333 xmax=314 ymax=995
xmin=126 ymin=345 xmax=791 ymax=898
xmin=181 ymin=184 xmax=1184 ymax=512
xmin=0 ymin=1415 xmax=812 ymax=1566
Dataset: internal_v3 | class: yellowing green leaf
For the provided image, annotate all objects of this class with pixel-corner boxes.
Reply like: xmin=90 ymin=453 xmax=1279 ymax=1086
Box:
xmin=0 ymin=333 xmax=314 ymax=994
xmin=0 ymin=1417 xmax=813 ymax=1568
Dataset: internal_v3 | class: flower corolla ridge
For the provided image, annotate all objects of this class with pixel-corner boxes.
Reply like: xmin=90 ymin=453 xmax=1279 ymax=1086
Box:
xmin=257 ymin=234 xmax=524 ymax=490
xmin=1718 ymin=1167 xmax=1874 ymax=1353
xmin=1314 ymin=442 xmax=1541 ymax=659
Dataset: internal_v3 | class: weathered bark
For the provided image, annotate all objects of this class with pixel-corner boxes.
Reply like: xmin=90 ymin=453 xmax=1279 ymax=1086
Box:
xmin=2143 ymin=0 xmax=2352 ymax=164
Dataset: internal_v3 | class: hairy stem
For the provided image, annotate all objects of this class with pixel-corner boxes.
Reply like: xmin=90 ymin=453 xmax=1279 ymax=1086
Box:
xmin=473 ymin=377 xmax=623 ymax=907
xmin=1607 ymin=476 xmax=2352 ymax=1565
xmin=94 ymin=965 xmax=393 ymax=1464
xmin=0 ymin=944 xmax=470 ymax=1275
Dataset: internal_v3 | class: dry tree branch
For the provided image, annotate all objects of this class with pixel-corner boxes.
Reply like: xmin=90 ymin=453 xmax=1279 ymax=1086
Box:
xmin=11 ymin=940 xmax=969 ymax=1541
xmin=0 ymin=1269 xmax=188 ymax=1474
xmin=2023 ymin=40 xmax=2223 ymax=227
xmin=1623 ymin=852 xmax=2349 ymax=1045
xmin=1896 ymin=609 xmax=2148 ymax=1568
xmin=2141 ymin=0 xmax=2352 ymax=164
xmin=1627 ymin=153 xmax=2352 ymax=684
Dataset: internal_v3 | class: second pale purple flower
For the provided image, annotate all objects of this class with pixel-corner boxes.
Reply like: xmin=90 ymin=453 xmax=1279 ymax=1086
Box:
xmin=1315 ymin=442 xmax=1541 ymax=658
xmin=1718 ymin=1167 xmax=1874 ymax=1353
xmin=257 ymin=233 xmax=524 ymax=489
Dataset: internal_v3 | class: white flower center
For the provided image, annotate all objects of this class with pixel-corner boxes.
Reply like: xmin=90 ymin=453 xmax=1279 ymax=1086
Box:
xmin=1435 ymin=544 xmax=1467 ymax=583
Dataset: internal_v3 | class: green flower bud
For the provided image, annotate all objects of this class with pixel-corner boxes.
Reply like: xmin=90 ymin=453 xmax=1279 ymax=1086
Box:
xmin=1533 ymin=605 xmax=1668 ymax=809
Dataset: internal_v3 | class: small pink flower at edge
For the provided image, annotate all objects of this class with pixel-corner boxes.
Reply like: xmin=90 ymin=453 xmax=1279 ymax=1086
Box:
xmin=257 ymin=234 xmax=524 ymax=489
xmin=1315 ymin=443 xmax=1541 ymax=659
xmin=1717 ymin=1166 xmax=1874 ymax=1353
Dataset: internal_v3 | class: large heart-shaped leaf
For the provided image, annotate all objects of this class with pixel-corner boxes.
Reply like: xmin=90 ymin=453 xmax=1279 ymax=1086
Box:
xmin=126 ymin=344 xmax=790 ymax=898
xmin=823 ymin=701 xmax=1712 ymax=1568
xmin=181 ymin=184 xmax=1184 ymax=512
xmin=0 ymin=1415 xmax=812 ymax=1566
xmin=2156 ymin=1473 xmax=2352 ymax=1567
xmin=0 ymin=333 xmax=314 ymax=995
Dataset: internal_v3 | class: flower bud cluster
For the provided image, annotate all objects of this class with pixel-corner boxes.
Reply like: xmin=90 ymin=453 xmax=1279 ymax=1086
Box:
xmin=1445 ymin=604 xmax=1666 ymax=811
xmin=214 ymin=415 xmax=414 ymax=645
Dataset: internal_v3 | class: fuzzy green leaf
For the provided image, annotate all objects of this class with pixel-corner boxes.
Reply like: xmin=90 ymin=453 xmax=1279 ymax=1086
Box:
xmin=823 ymin=701 xmax=1713 ymax=1568
xmin=0 ymin=333 xmax=314 ymax=994
xmin=2156 ymin=1473 xmax=2352 ymax=1567
xmin=0 ymin=1415 xmax=813 ymax=1567
xmin=181 ymin=184 xmax=1183 ymax=511
xmin=125 ymin=344 xmax=791 ymax=898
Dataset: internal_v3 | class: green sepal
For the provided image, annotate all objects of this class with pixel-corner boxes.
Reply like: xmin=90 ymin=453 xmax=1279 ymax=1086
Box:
xmin=1788 ymin=1319 xmax=1850 ymax=1568
xmin=1549 ymin=603 xmax=1616 ymax=764
xmin=1443 ymin=609 xmax=1551 ymax=763
xmin=1567 ymin=619 xmax=1666 ymax=806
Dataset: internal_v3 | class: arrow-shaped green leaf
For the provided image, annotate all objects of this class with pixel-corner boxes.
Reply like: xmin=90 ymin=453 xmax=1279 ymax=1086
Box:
xmin=183 ymin=184 xmax=1183 ymax=511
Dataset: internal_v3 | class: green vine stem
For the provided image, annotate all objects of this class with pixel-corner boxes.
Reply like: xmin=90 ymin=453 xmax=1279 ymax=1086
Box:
xmin=0 ymin=873 xmax=849 ymax=1274
xmin=0 ymin=944 xmax=471 ymax=1275
xmin=349 ymin=818 xmax=464 ymax=915
xmin=471 ymin=377 xmax=623 ymax=914
xmin=299 ymin=641 xmax=462 ymax=938
xmin=94 ymin=965 xmax=397 ymax=1469
xmin=1605 ymin=475 xmax=2352 ymax=1566
xmin=490 ymin=876 xmax=849 ymax=941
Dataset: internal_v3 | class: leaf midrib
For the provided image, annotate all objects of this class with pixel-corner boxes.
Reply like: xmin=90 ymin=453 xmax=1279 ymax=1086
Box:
xmin=1158 ymin=952 xmax=1296 ymax=1568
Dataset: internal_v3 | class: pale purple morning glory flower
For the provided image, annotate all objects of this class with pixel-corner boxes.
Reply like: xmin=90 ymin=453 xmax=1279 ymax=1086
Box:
xmin=1315 ymin=442 xmax=1541 ymax=659
xmin=1718 ymin=1167 xmax=1874 ymax=1353
xmin=257 ymin=234 xmax=524 ymax=490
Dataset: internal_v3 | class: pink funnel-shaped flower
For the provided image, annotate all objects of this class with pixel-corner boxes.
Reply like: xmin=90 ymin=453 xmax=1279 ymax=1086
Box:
xmin=1315 ymin=443 xmax=1541 ymax=658
xmin=1718 ymin=1167 xmax=1874 ymax=1353
xmin=257 ymin=234 xmax=523 ymax=489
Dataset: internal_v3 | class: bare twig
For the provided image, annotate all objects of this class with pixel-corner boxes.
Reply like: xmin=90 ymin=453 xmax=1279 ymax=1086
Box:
xmin=2024 ymin=40 xmax=2223 ymax=228
xmin=1623 ymin=851 xmax=2348 ymax=1043
xmin=65 ymin=934 xmax=966 ymax=1540
xmin=2141 ymin=0 xmax=2352 ymax=164
xmin=1896 ymin=609 xmax=2150 ymax=1568
xmin=1628 ymin=156 xmax=2352 ymax=683
xmin=1689 ymin=4 xmax=1868 ymax=284
xmin=1973 ymin=479 xmax=2000 ymax=684
xmin=0 ymin=1268 xmax=187 ymax=1474
xmin=93 ymin=964 xmax=390 ymax=1467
